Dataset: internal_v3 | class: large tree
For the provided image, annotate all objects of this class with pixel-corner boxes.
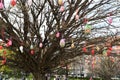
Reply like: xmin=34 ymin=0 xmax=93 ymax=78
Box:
xmin=0 ymin=0 xmax=120 ymax=80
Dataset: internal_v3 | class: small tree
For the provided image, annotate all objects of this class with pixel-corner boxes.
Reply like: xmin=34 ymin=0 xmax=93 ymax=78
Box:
xmin=92 ymin=56 xmax=120 ymax=80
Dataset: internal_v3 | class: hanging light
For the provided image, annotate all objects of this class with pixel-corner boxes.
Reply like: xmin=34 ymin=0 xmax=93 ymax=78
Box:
xmin=10 ymin=0 xmax=16 ymax=7
xmin=60 ymin=39 xmax=65 ymax=47
xmin=0 ymin=0 xmax=3 ymax=9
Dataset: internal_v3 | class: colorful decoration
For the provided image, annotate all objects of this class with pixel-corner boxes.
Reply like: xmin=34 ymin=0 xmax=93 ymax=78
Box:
xmin=91 ymin=49 xmax=95 ymax=56
xmin=10 ymin=0 xmax=16 ymax=7
xmin=30 ymin=49 xmax=34 ymax=55
xmin=75 ymin=9 xmax=79 ymax=20
xmin=82 ymin=47 xmax=87 ymax=52
xmin=2 ymin=59 xmax=6 ymax=65
xmin=0 ymin=0 xmax=3 ymax=9
xmin=0 ymin=46 xmax=3 ymax=50
xmin=7 ymin=39 xmax=12 ymax=47
xmin=19 ymin=46 xmax=23 ymax=53
xmin=83 ymin=18 xmax=88 ymax=24
xmin=60 ymin=39 xmax=65 ymax=47
xmin=58 ymin=0 xmax=63 ymax=5
xmin=56 ymin=32 xmax=60 ymax=38
xmin=59 ymin=6 xmax=64 ymax=12
xmin=71 ymin=40 xmax=75 ymax=48
xmin=96 ymin=46 xmax=100 ymax=51
xmin=3 ymin=50 xmax=6 ymax=55
xmin=75 ymin=14 xmax=79 ymax=20
xmin=103 ymin=49 xmax=107 ymax=56
xmin=84 ymin=24 xmax=92 ymax=34
xmin=39 ymin=42 xmax=43 ymax=48
xmin=107 ymin=17 xmax=112 ymax=24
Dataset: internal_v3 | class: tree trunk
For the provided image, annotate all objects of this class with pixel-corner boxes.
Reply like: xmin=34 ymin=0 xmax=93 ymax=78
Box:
xmin=32 ymin=72 xmax=46 ymax=80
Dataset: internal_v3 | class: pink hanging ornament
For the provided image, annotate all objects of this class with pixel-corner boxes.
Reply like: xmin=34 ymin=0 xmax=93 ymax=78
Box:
xmin=107 ymin=17 xmax=112 ymax=24
xmin=60 ymin=39 xmax=65 ymax=47
xmin=59 ymin=6 xmax=64 ymax=12
xmin=10 ymin=0 xmax=16 ymax=7
xmin=75 ymin=14 xmax=79 ymax=20
xmin=0 ymin=1 xmax=3 ymax=9
xmin=39 ymin=42 xmax=43 ymax=48
xmin=56 ymin=32 xmax=60 ymax=38
xmin=7 ymin=40 xmax=12 ymax=47
xmin=30 ymin=49 xmax=34 ymax=55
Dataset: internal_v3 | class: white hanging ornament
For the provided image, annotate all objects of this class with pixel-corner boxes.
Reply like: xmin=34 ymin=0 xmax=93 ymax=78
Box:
xmin=19 ymin=46 xmax=23 ymax=53
xmin=60 ymin=39 xmax=65 ymax=47
xmin=39 ymin=42 xmax=43 ymax=48
xmin=30 ymin=44 xmax=34 ymax=49
xmin=27 ymin=0 xmax=32 ymax=6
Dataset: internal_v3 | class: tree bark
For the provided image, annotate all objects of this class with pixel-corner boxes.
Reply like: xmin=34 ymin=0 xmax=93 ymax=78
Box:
xmin=32 ymin=72 xmax=46 ymax=80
